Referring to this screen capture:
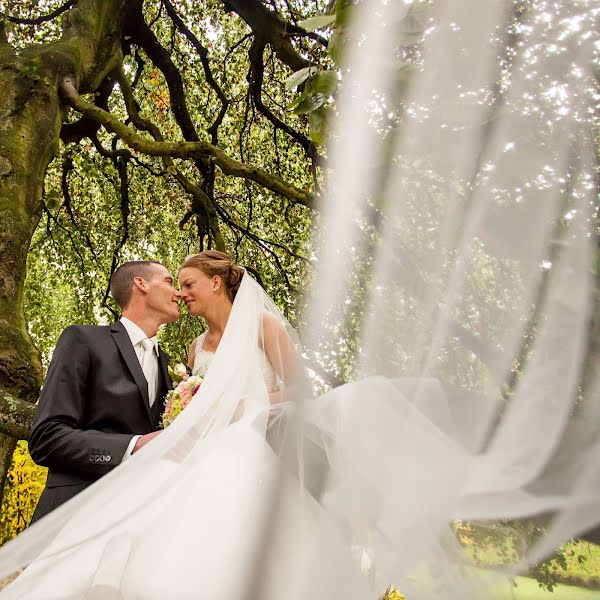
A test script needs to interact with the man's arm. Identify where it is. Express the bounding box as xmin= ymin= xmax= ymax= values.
xmin=28 ymin=326 xmax=133 ymax=477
